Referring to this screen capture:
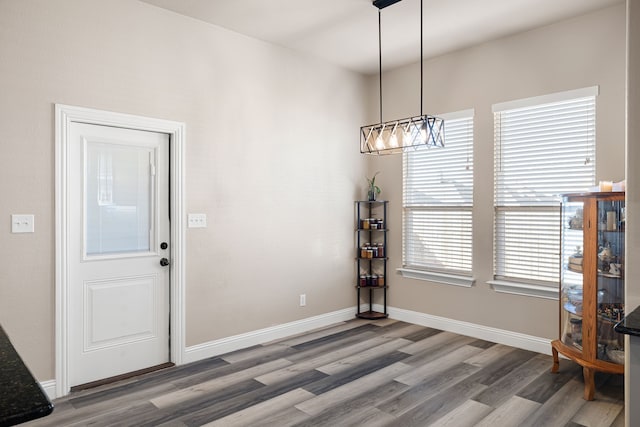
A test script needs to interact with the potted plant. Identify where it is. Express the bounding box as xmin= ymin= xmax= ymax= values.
xmin=367 ymin=172 xmax=381 ymax=201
